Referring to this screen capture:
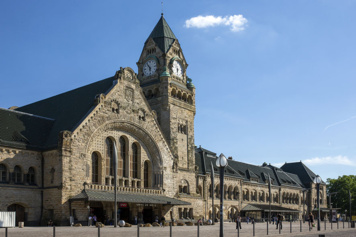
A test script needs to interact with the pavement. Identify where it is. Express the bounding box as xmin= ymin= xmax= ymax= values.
xmin=1 ymin=221 xmax=356 ymax=237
